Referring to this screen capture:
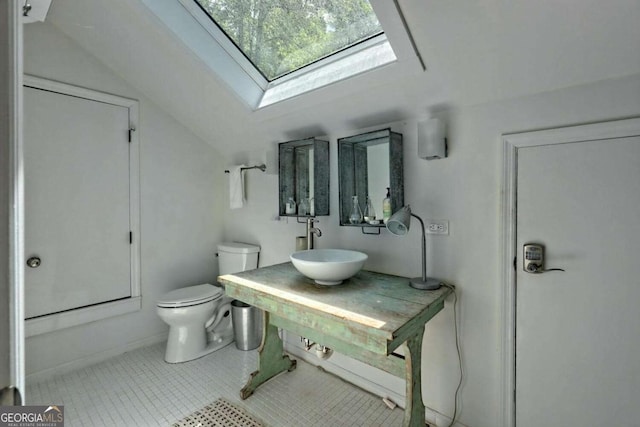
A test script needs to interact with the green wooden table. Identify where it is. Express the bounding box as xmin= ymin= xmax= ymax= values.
xmin=218 ymin=262 xmax=453 ymax=427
